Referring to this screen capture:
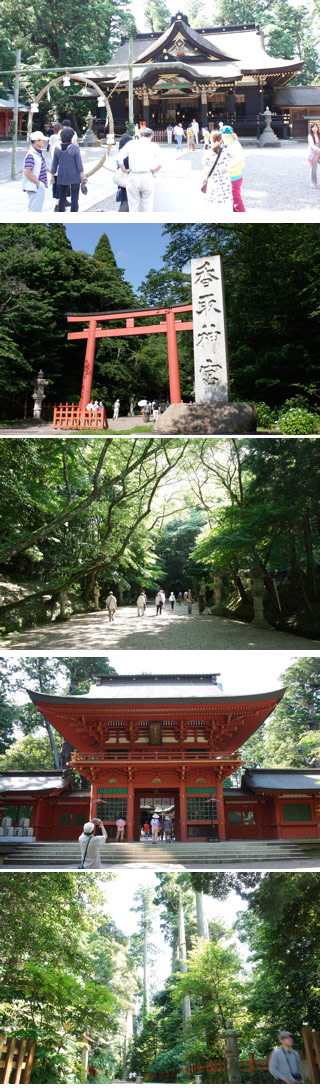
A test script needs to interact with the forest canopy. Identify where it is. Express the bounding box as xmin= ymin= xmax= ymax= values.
xmin=1 ymin=870 xmax=320 ymax=1083
xmin=0 ymin=437 xmax=319 ymax=641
